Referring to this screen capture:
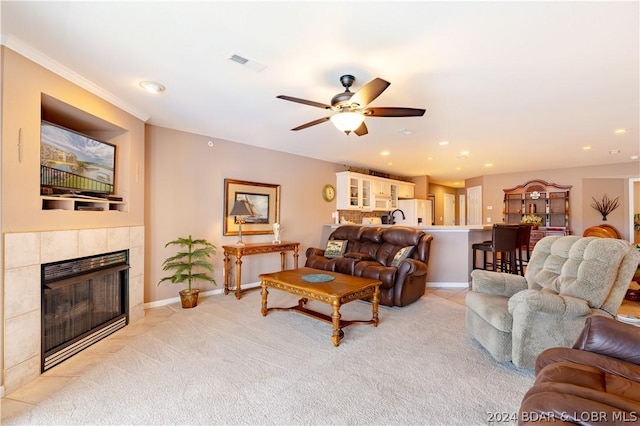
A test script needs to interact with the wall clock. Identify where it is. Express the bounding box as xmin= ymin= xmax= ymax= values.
xmin=322 ymin=184 xmax=336 ymax=202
